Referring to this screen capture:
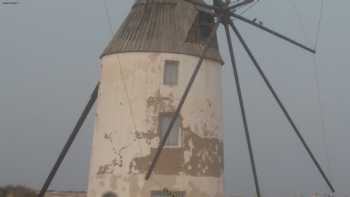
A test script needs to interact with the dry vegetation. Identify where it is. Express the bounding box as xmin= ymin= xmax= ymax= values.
xmin=0 ymin=185 xmax=36 ymax=197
